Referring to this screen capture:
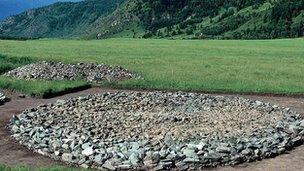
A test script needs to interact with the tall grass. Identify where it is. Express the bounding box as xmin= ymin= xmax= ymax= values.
xmin=0 ymin=54 xmax=35 ymax=74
